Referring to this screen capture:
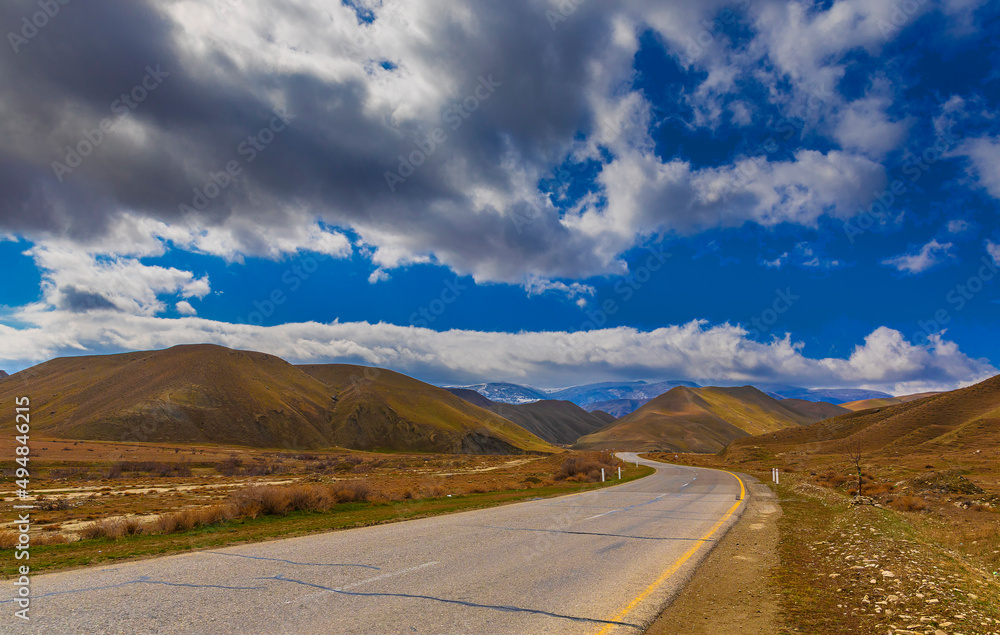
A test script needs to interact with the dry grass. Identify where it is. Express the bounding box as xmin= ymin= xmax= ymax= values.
xmin=0 ymin=530 xmax=69 ymax=548
xmin=887 ymin=495 xmax=929 ymax=512
xmin=555 ymin=451 xmax=619 ymax=482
